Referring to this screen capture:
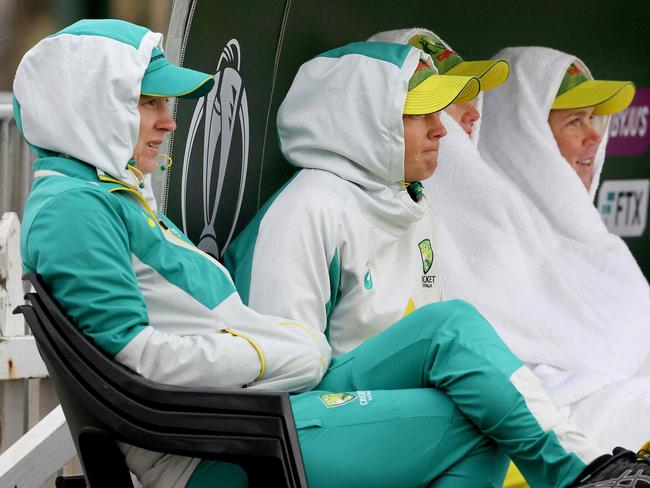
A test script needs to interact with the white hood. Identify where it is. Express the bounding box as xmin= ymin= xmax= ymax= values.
xmin=276 ymin=42 xmax=434 ymax=232
xmin=13 ymin=19 xmax=162 ymax=205
xmin=367 ymin=28 xmax=485 ymax=146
